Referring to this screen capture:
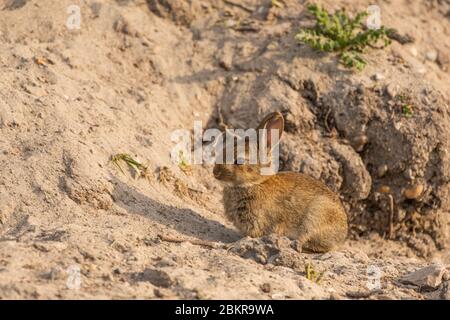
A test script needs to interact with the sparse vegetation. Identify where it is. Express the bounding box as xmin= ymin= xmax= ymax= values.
xmin=110 ymin=153 xmax=149 ymax=178
xmin=305 ymin=261 xmax=324 ymax=284
xmin=296 ymin=4 xmax=394 ymax=70
xmin=177 ymin=150 xmax=192 ymax=174
xmin=402 ymin=104 xmax=414 ymax=117
xmin=396 ymin=94 xmax=415 ymax=117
